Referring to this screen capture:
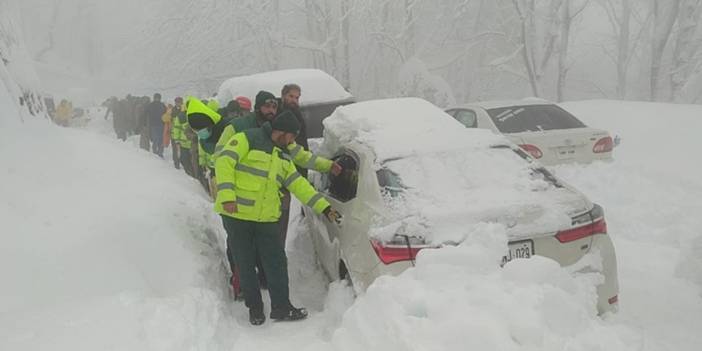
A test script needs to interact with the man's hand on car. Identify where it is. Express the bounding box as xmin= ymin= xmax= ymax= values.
xmin=323 ymin=206 xmax=342 ymax=224
xmin=331 ymin=162 xmax=343 ymax=176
